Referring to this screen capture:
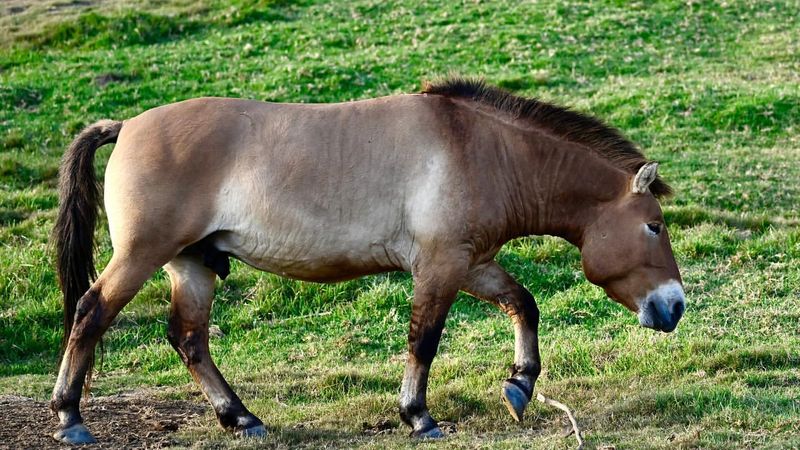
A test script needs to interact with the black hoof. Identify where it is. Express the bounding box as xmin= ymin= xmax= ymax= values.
xmin=501 ymin=379 xmax=531 ymax=422
xmin=235 ymin=424 xmax=267 ymax=438
xmin=53 ymin=423 xmax=97 ymax=444
xmin=411 ymin=425 xmax=445 ymax=439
